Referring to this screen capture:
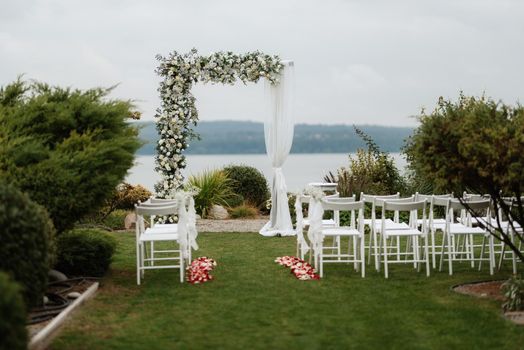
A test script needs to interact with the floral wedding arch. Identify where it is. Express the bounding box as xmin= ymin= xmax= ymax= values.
xmin=155 ymin=49 xmax=295 ymax=236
